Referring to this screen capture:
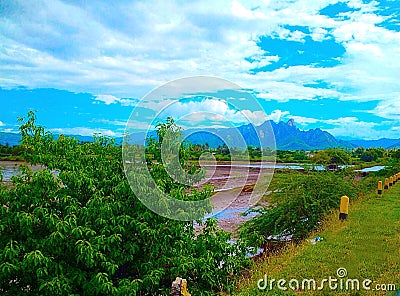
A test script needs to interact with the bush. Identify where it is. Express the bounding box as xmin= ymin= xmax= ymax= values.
xmin=0 ymin=112 xmax=250 ymax=295
xmin=239 ymin=171 xmax=358 ymax=248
